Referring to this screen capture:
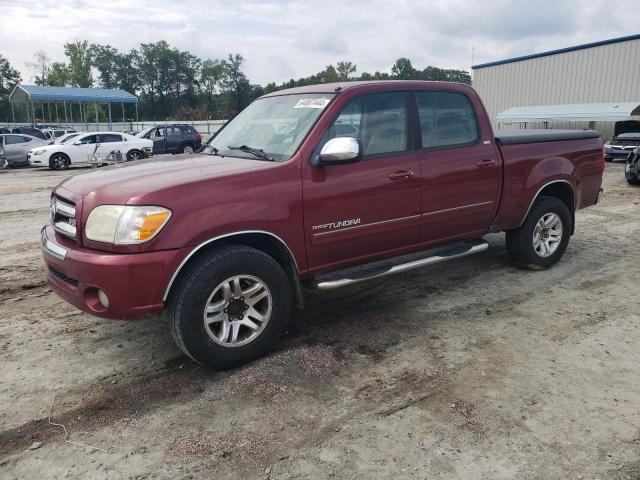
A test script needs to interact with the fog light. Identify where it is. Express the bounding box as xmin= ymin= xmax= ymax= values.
xmin=97 ymin=290 xmax=109 ymax=309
